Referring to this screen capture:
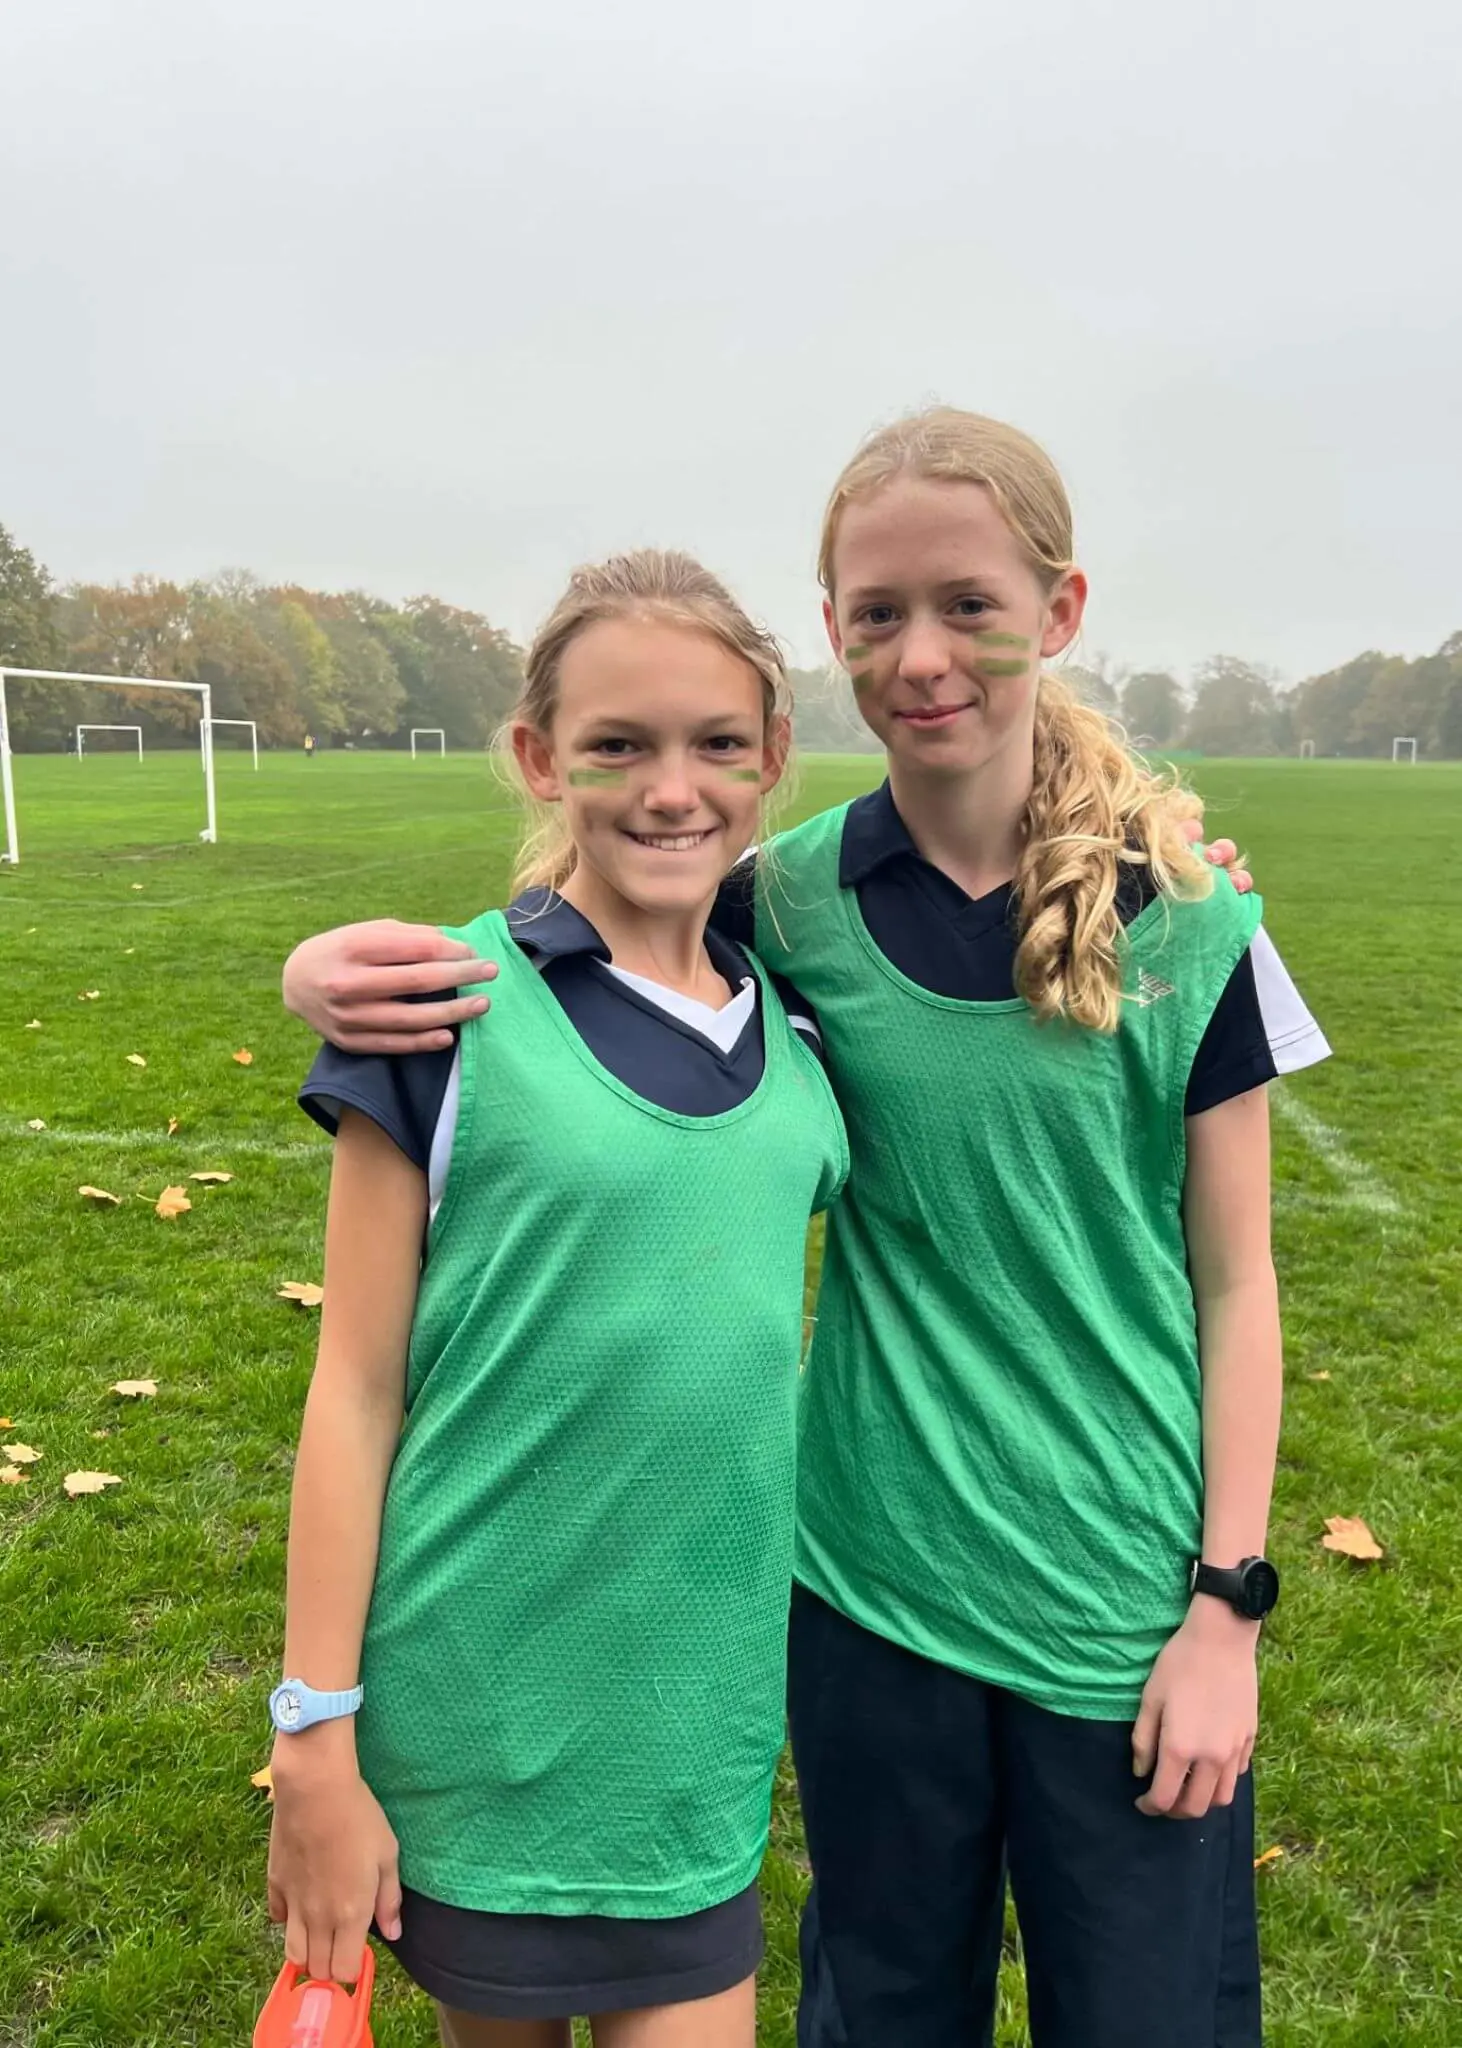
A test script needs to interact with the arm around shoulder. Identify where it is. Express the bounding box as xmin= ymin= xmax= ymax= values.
xmin=283 ymin=919 xmax=500 ymax=1054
